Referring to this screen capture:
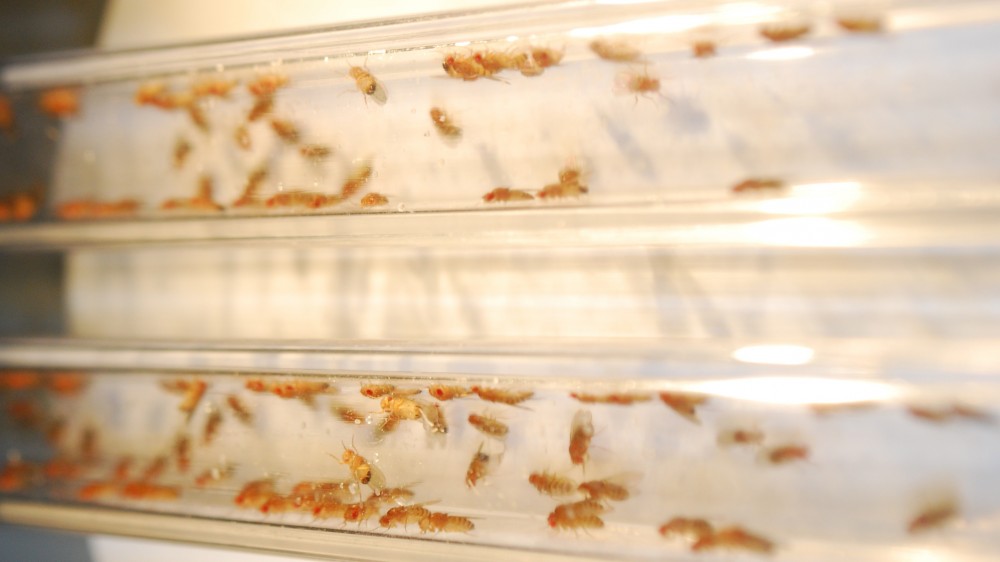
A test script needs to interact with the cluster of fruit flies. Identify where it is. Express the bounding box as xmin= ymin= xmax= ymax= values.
xmin=231 ymin=441 xmax=474 ymax=534
xmin=482 ymin=164 xmax=588 ymax=203
xmin=58 ymin=68 xmax=387 ymax=219
xmin=757 ymin=12 xmax=884 ymax=44
xmin=6 ymin=10 xmax=894 ymax=224
xmin=442 ymin=45 xmax=563 ymax=81
xmin=659 ymin=517 xmax=775 ymax=554
xmin=0 ymin=94 xmax=49 ymax=223
xmin=4 ymin=364 xmax=989 ymax=548
xmin=0 ymin=189 xmax=40 ymax=223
